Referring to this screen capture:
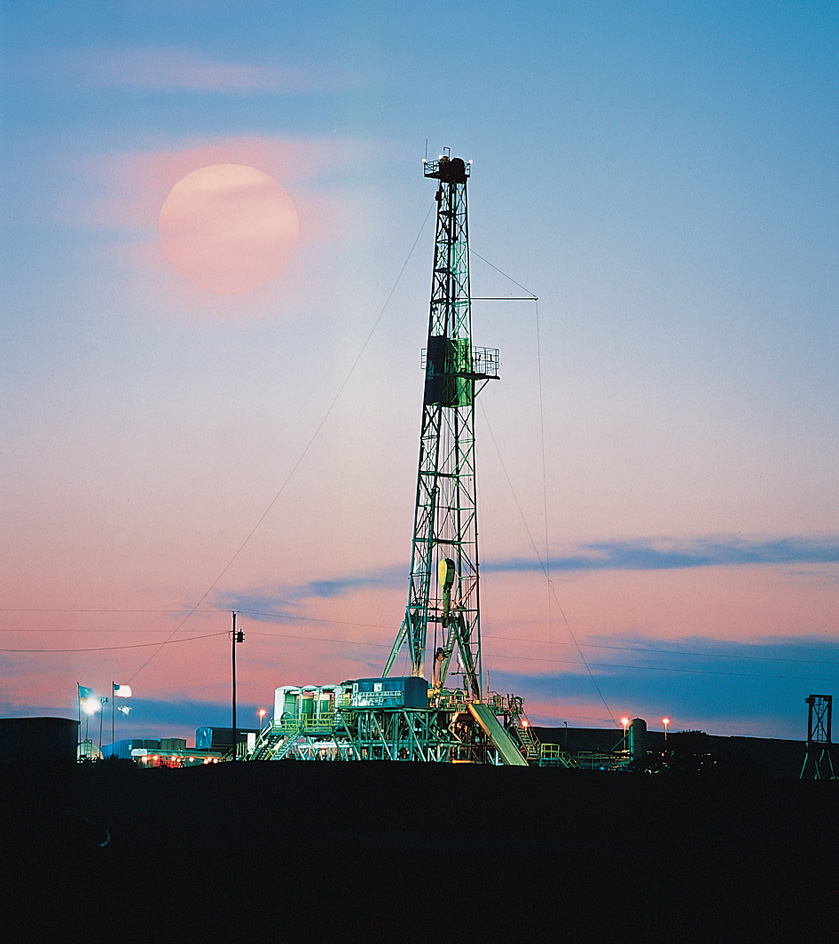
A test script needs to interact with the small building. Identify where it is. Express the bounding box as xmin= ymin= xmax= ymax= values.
xmin=102 ymin=737 xmax=185 ymax=761
xmin=196 ymin=726 xmax=259 ymax=754
xmin=102 ymin=737 xmax=220 ymax=767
